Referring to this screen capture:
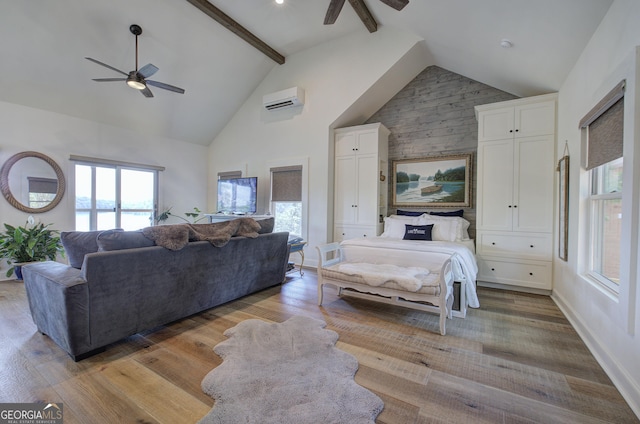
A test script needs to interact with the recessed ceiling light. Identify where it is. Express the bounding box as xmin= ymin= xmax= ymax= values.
xmin=500 ymin=39 xmax=513 ymax=48
xmin=275 ymin=0 xmax=284 ymax=4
